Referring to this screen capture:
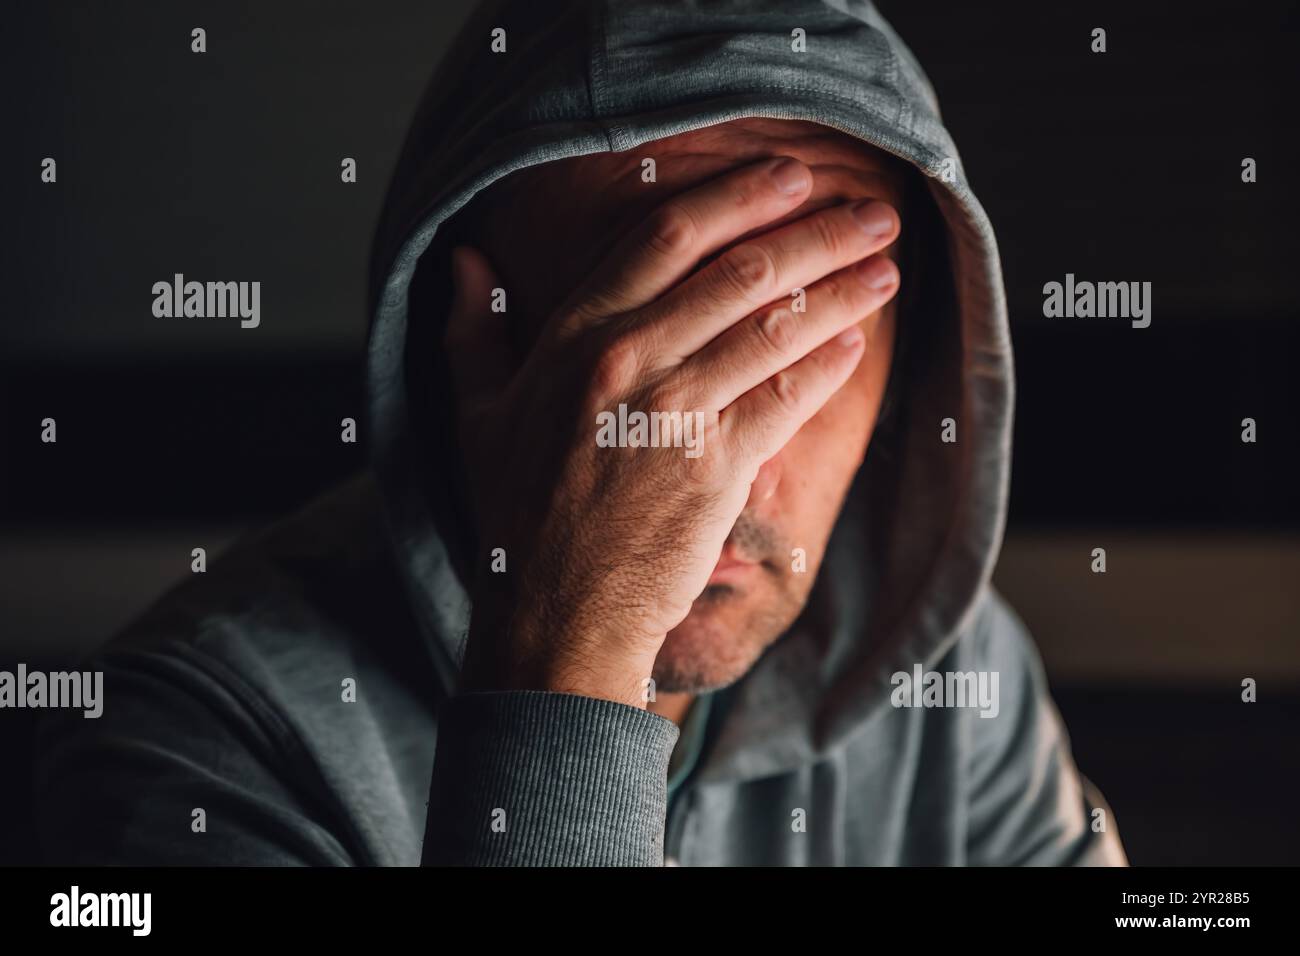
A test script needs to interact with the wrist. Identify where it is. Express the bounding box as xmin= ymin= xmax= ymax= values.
xmin=458 ymin=616 xmax=661 ymax=709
